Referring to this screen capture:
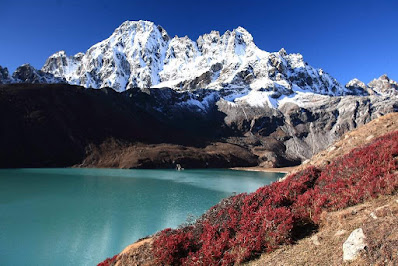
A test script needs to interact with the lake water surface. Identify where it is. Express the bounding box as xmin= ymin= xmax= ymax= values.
xmin=0 ymin=168 xmax=284 ymax=265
